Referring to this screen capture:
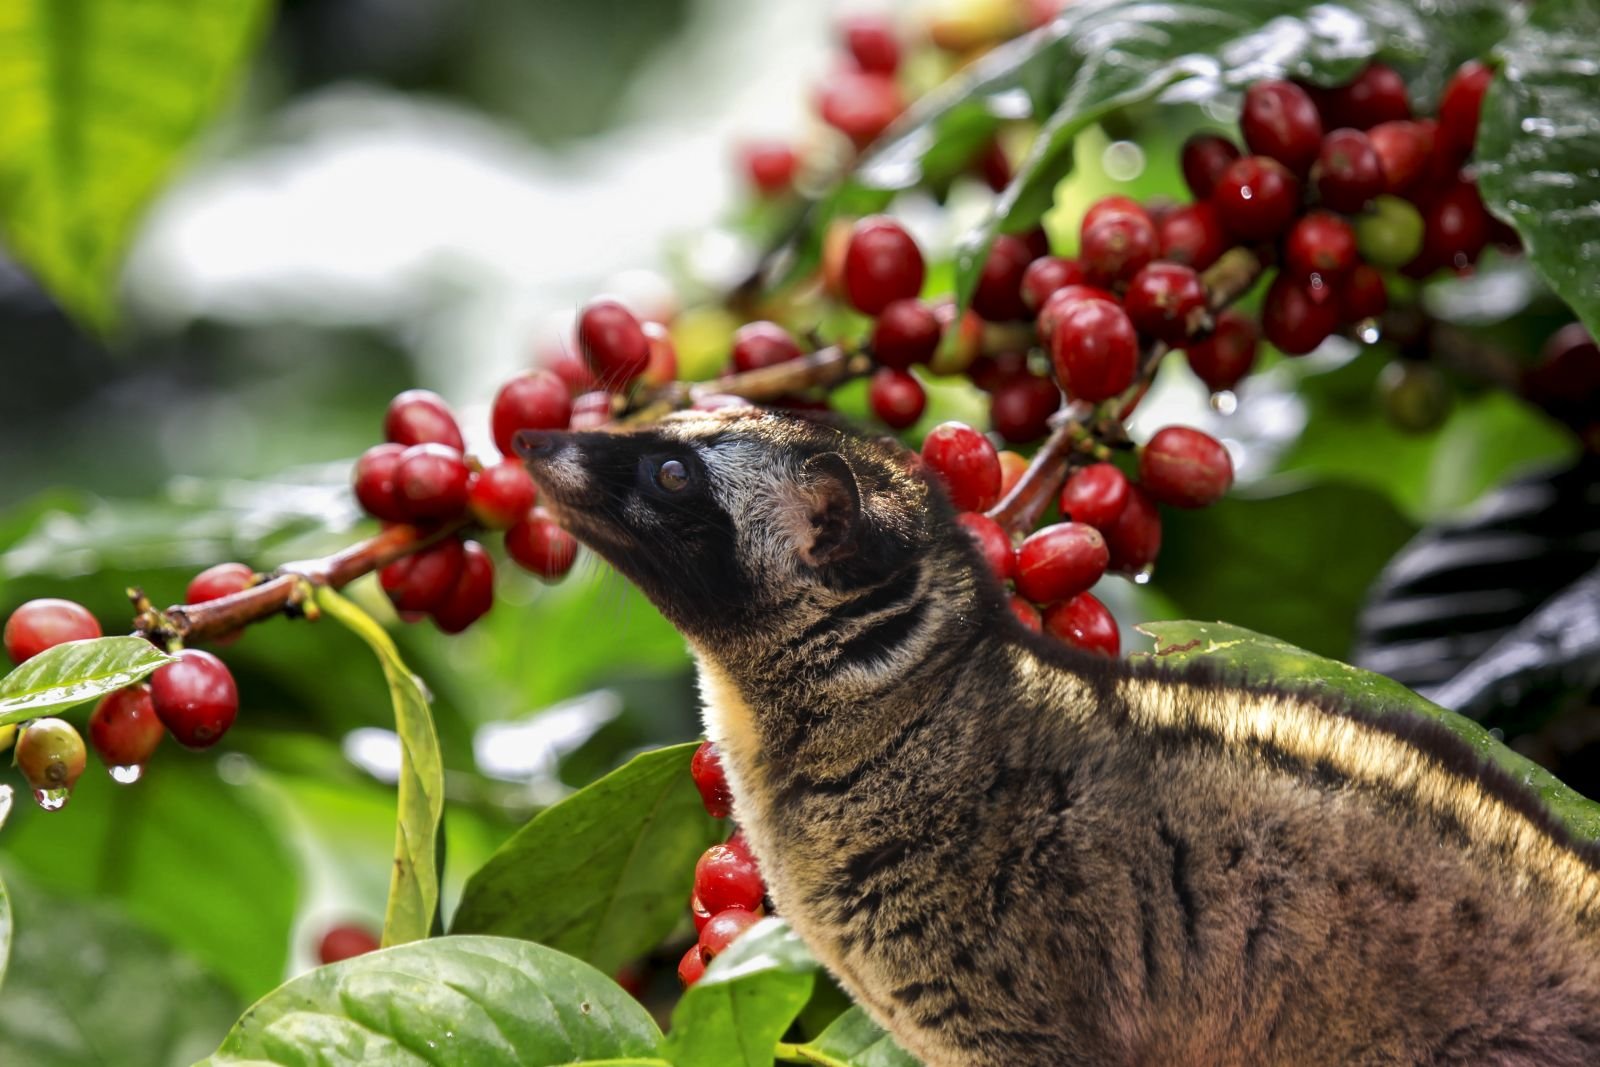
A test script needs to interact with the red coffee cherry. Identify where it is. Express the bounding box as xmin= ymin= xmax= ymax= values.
xmin=545 ymin=343 xmax=595 ymax=396
xmin=1058 ymin=463 xmax=1130 ymax=531
xmin=569 ymin=391 xmax=616 ymax=431
xmin=989 ymin=374 xmax=1062 ymax=445
xmin=1157 ymin=203 xmax=1228 ymax=271
xmin=872 ymin=299 xmax=941 ymax=369
xmin=1419 ymin=179 xmax=1491 ymax=271
xmin=1262 ymin=274 xmax=1339 ymax=356
xmin=89 ymin=684 xmax=165 ymax=770
xmin=1438 ymin=60 xmax=1493 ymax=165
xmin=1051 ymin=298 xmax=1139 ymax=403
xmin=921 ymin=422 xmax=1002 ymax=511
xmin=1009 ymin=595 xmax=1043 ymax=633
xmin=1524 ymin=323 xmax=1600 ymax=427
xmin=1021 ymin=256 xmax=1085 ymax=311
xmin=384 ymin=389 xmax=464 ymax=451
xmin=1036 ymin=283 xmax=1118 ymax=343
xmin=1140 ymin=426 xmax=1234 ymax=509
xmin=1043 ymin=592 xmax=1120 ymax=657
xmin=353 ymin=443 xmax=409 ymax=522
xmin=971 ymin=234 xmax=1036 ymax=322
xmin=1185 ymin=310 xmax=1259 ymax=392
xmin=149 ymin=648 xmax=239 ymax=750
xmin=1313 ymin=128 xmax=1385 ymax=213
xmin=1339 ymin=264 xmax=1389 ymax=323
xmin=997 ymin=450 xmax=1029 ymax=497
xmin=868 ymin=368 xmax=927 ymax=429
xmin=469 ymin=459 xmax=539 ymax=529
xmin=1014 ymin=522 xmax=1109 ymax=604
xmin=1180 ymin=132 xmax=1242 ymax=200
xmin=1322 ymin=63 xmax=1410 ymax=129
xmin=840 ymin=14 xmax=900 ymax=75
xmin=956 ymin=512 xmax=1016 ymax=581
xmin=1080 ymin=195 xmax=1145 ymax=233
xmin=818 ymin=70 xmax=905 ymax=149
xmin=381 ymin=539 xmax=465 ymax=614
xmin=1104 ymin=485 xmax=1162 ymax=574
xmin=578 ymin=299 xmax=652 ymax=385
xmin=741 ymin=141 xmax=799 ymax=197
xmin=1240 ymin=80 xmax=1324 ymax=174
xmin=678 ymin=942 xmax=708 ymax=987
xmin=731 ymin=321 xmax=802 ymax=372
xmin=1080 ymin=208 xmax=1158 ymax=286
xmin=1212 ymin=156 xmax=1302 ymax=241
xmin=432 ymin=541 xmax=495 ymax=634
xmin=843 ymin=217 xmax=925 ymax=315
xmin=318 ymin=924 xmax=381 ymax=965
xmin=187 ymin=562 xmax=254 ymax=606
xmin=966 ymin=350 xmax=1029 ymax=393
xmin=691 ymin=741 xmax=734 ymax=818
xmin=640 ymin=321 xmax=678 ymax=387
xmin=4 ymin=598 xmax=102 ymax=665
xmin=395 ymin=444 xmax=471 ymax=519
xmin=1123 ymin=262 xmax=1207 ymax=346
xmin=16 ymin=717 xmax=87 ymax=795
xmin=700 ymin=907 xmax=761 ymax=960
xmin=491 ymin=370 xmax=572 ymax=457
xmin=695 ymin=843 xmax=765 ymax=914
xmin=1367 ymin=120 xmax=1433 ymax=195
xmin=505 ymin=509 xmax=579 ymax=580
xmin=1285 ymin=211 xmax=1359 ymax=279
